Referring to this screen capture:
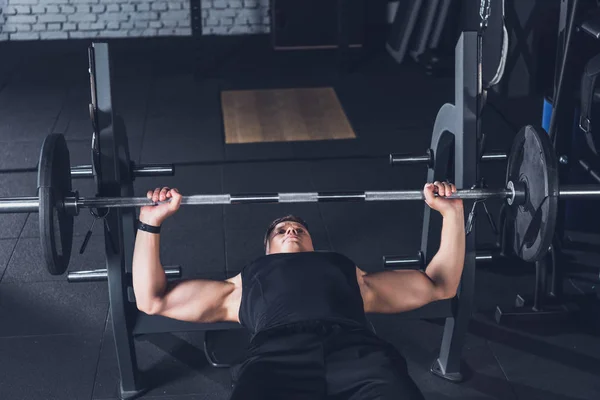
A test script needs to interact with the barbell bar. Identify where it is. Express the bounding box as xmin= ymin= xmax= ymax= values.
xmin=2 ymin=184 xmax=599 ymax=215
xmin=0 ymin=187 xmax=516 ymax=214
